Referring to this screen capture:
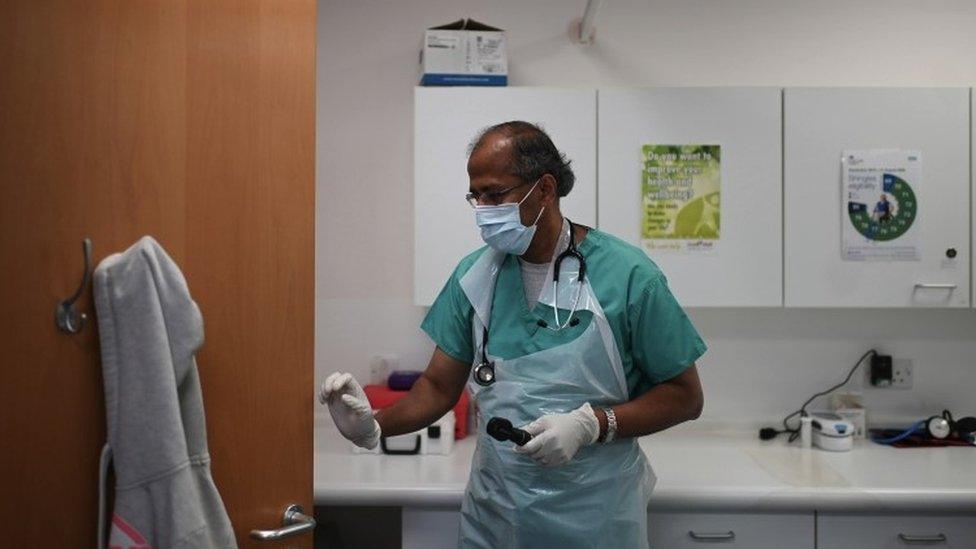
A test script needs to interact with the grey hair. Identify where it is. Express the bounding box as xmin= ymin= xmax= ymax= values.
xmin=467 ymin=121 xmax=576 ymax=197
